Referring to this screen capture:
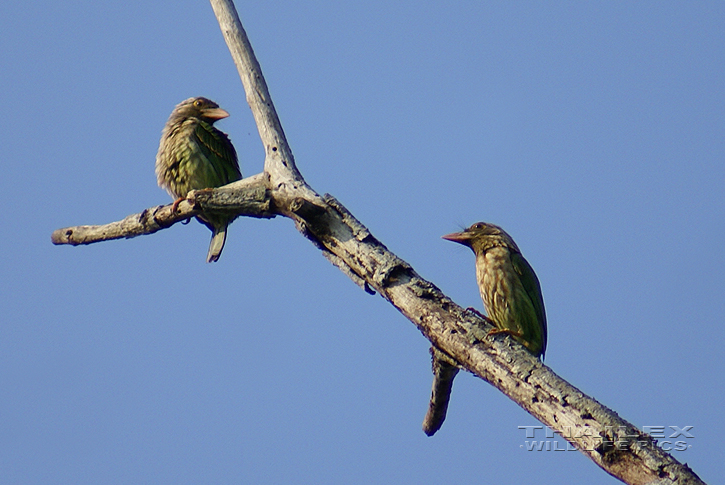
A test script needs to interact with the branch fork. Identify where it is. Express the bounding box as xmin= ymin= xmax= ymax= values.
xmin=50 ymin=2 xmax=705 ymax=483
